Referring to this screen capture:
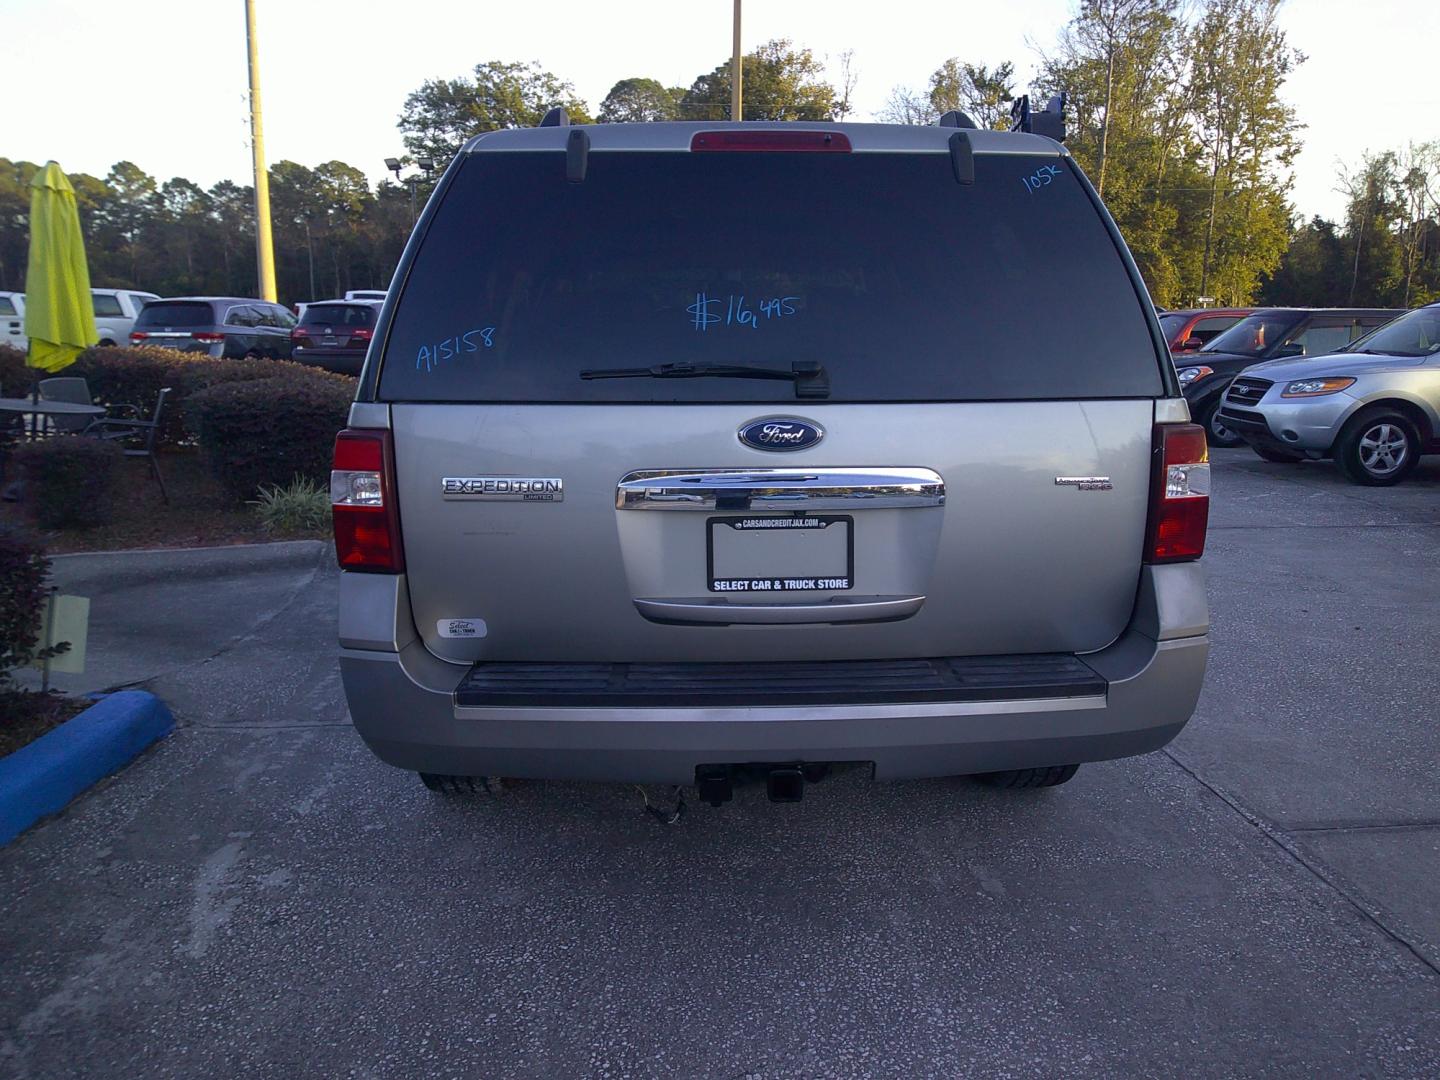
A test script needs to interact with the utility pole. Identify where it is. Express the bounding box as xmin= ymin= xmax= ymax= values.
xmin=245 ymin=0 xmax=277 ymax=302
xmin=731 ymin=0 xmax=743 ymax=122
